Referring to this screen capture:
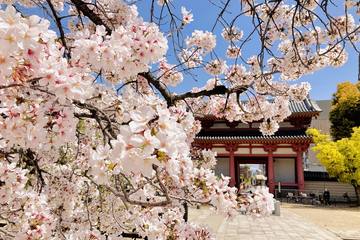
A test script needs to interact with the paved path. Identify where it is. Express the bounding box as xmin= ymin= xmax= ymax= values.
xmin=189 ymin=207 xmax=342 ymax=240
xmin=282 ymin=203 xmax=360 ymax=240
xmin=336 ymin=231 xmax=360 ymax=240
